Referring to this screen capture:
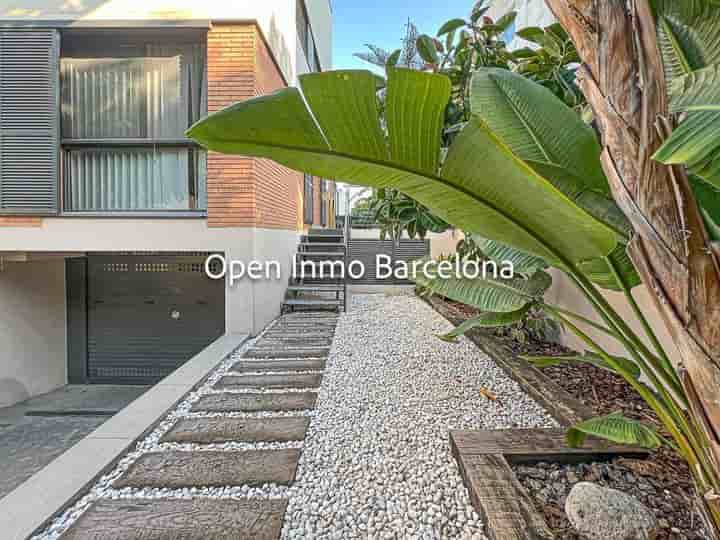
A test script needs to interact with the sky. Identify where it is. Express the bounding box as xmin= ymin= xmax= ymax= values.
xmin=331 ymin=0 xmax=478 ymax=71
